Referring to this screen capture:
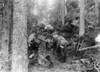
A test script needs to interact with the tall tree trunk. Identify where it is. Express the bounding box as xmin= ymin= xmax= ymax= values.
xmin=0 ymin=0 xmax=12 ymax=72
xmin=95 ymin=0 xmax=99 ymax=18
xmin=61 ymin=0 xmax=65 ymax=25
xmin=79 ymin=0 xmax=85 ymax=36
xmin=95 ymin=0 xmax=99 ymax=27
xmin=65 ymin=0 xmax=67 ymax=16
xmin=58 ymin=2 xmax=61 ymax=21
xmin=11 ymin=0 xmax=28 ymax=72
xmin=99 ymin=2 xmax=100 ymax=27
